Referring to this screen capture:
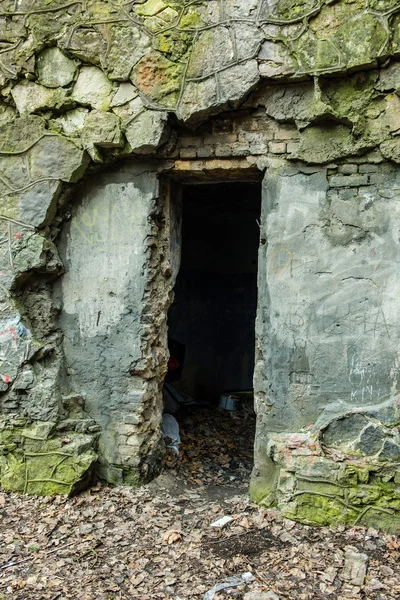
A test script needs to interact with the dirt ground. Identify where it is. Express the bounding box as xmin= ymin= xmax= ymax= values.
xmin=1 ymin=408 xmax=400 ymax=600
